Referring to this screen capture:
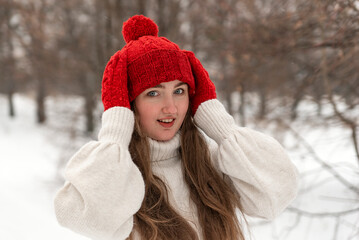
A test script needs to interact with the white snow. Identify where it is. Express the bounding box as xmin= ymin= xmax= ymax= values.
xmin=0 ymin=93 xmax=358 ymax=240
xmin=0 ymin=94 xmax=88 ymax=240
